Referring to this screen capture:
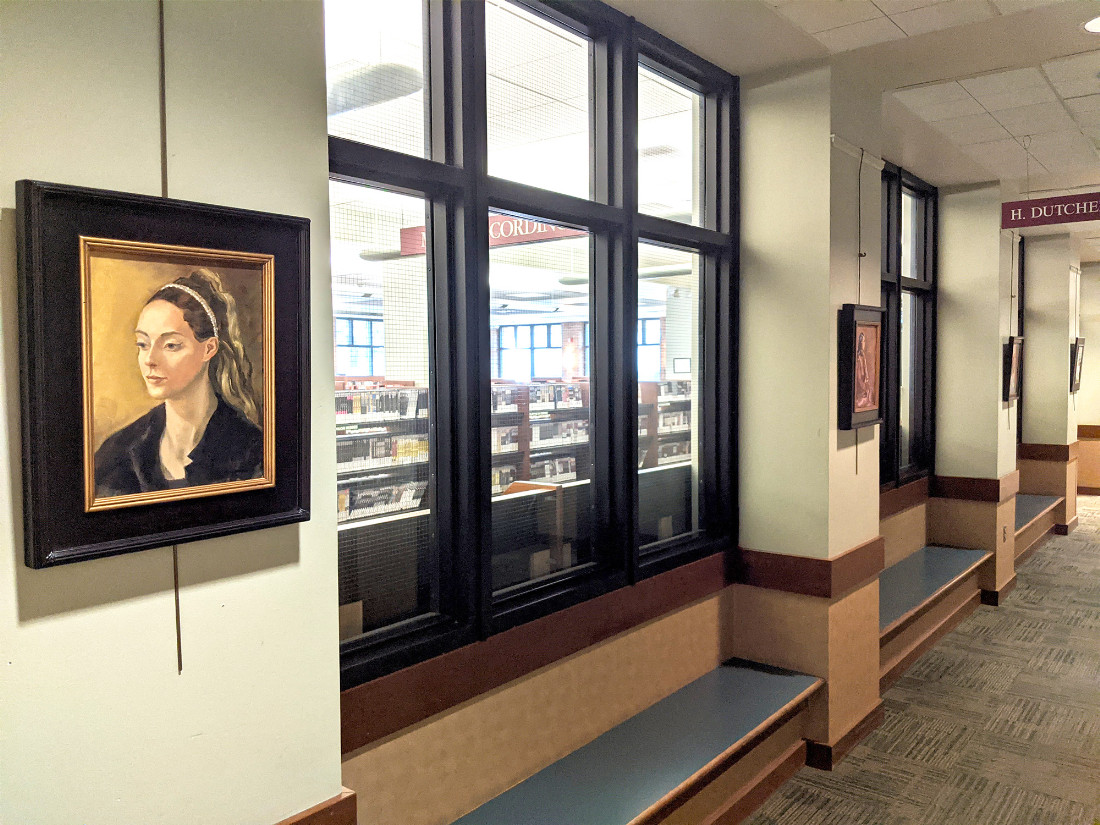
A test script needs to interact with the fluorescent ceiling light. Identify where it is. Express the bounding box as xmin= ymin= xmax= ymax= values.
xmin=1085 ymin=15 xmax=1100 ymax=33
